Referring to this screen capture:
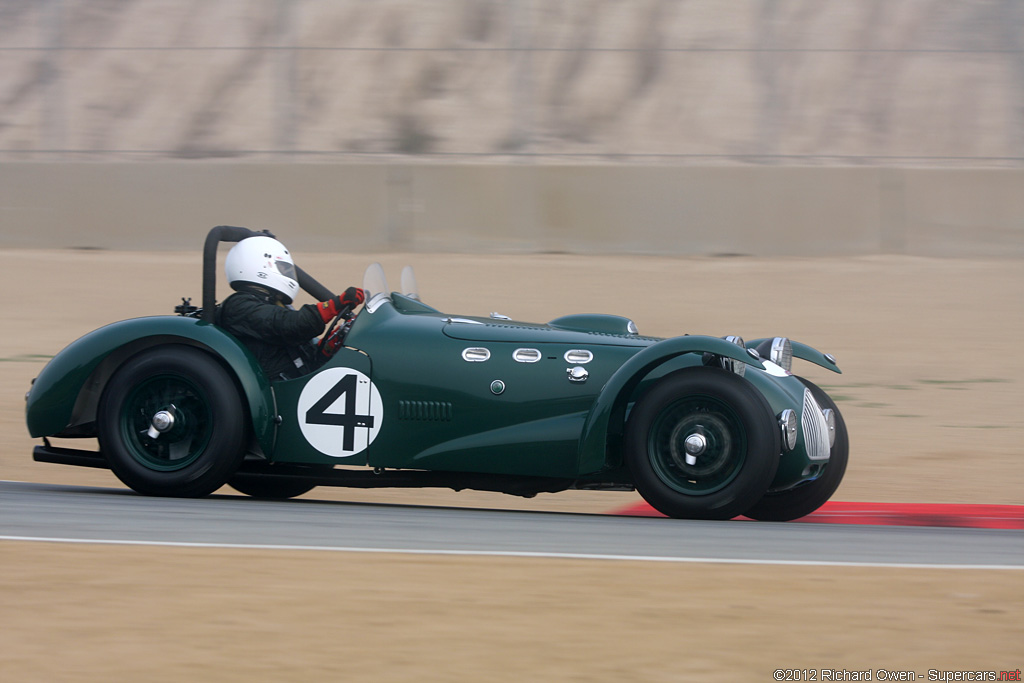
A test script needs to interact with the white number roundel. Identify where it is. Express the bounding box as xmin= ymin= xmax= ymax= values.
xmin=297 ymin=368 xmax=383 ymax=457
